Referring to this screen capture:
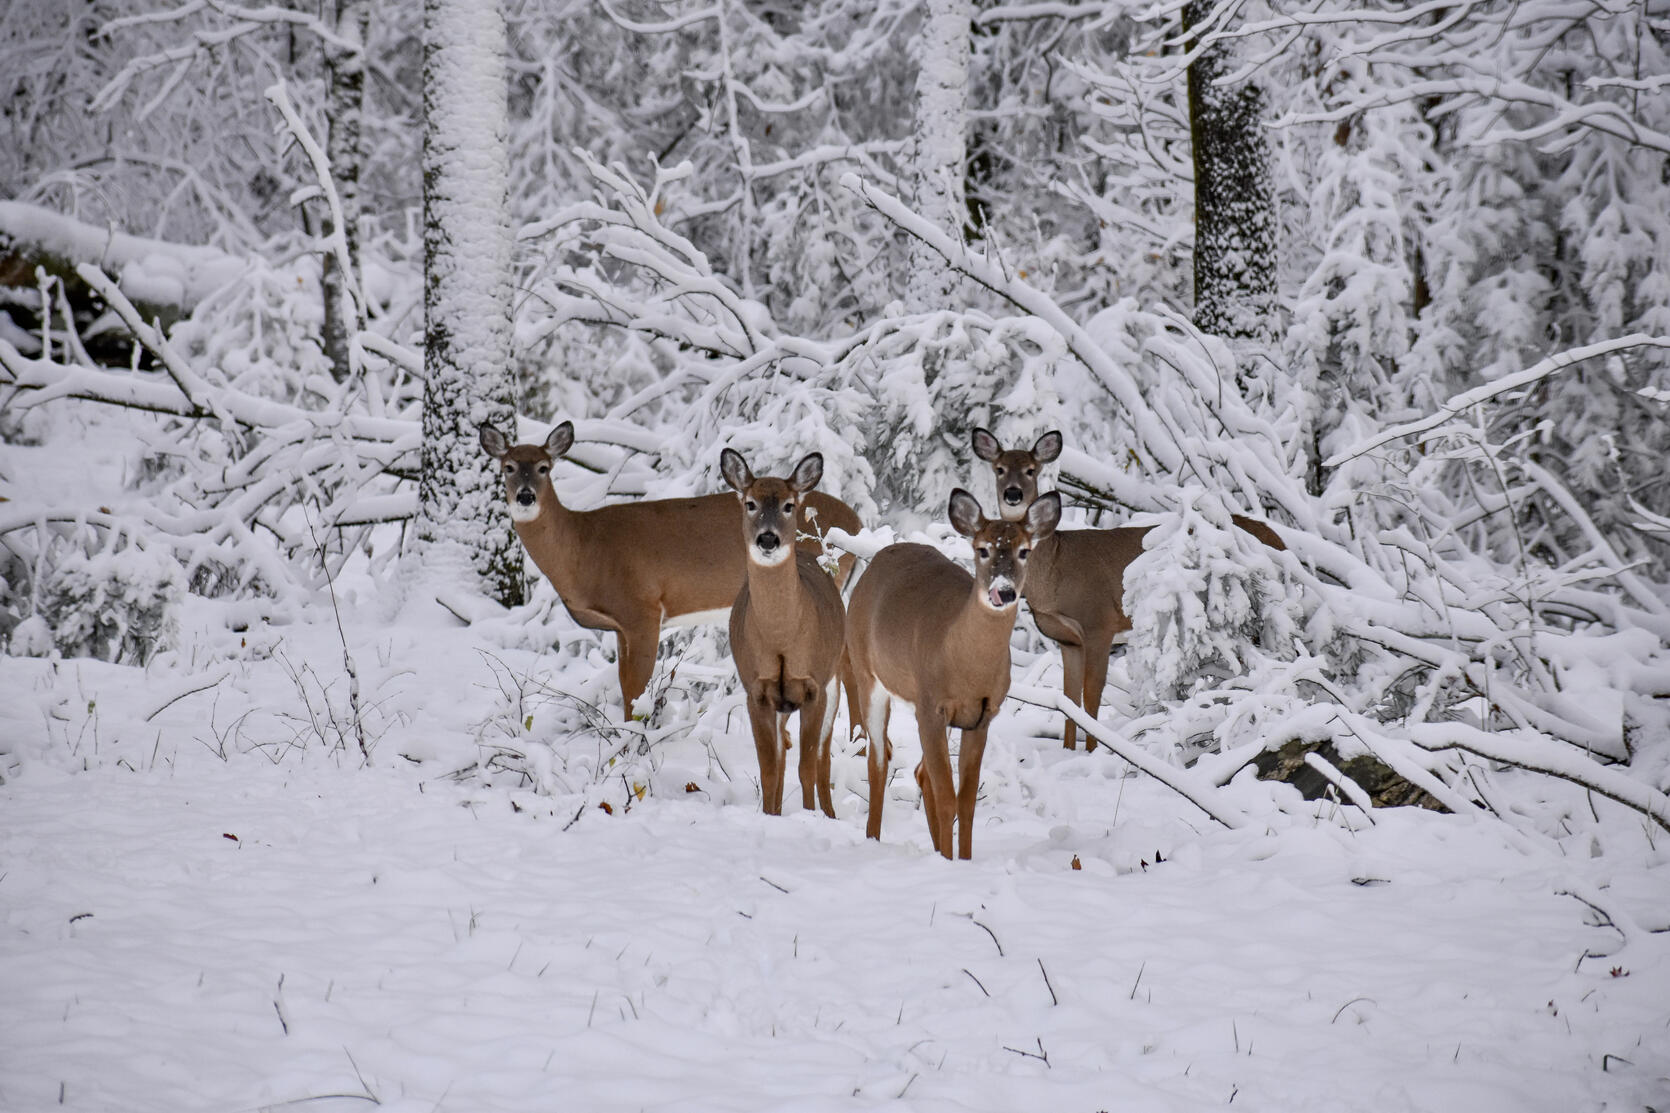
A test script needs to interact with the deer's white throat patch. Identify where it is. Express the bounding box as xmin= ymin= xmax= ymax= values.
xmin=748 ymin=544 xmax=793 ymax=567
xmin=508 ymin=500 xmax=541 ymax=524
